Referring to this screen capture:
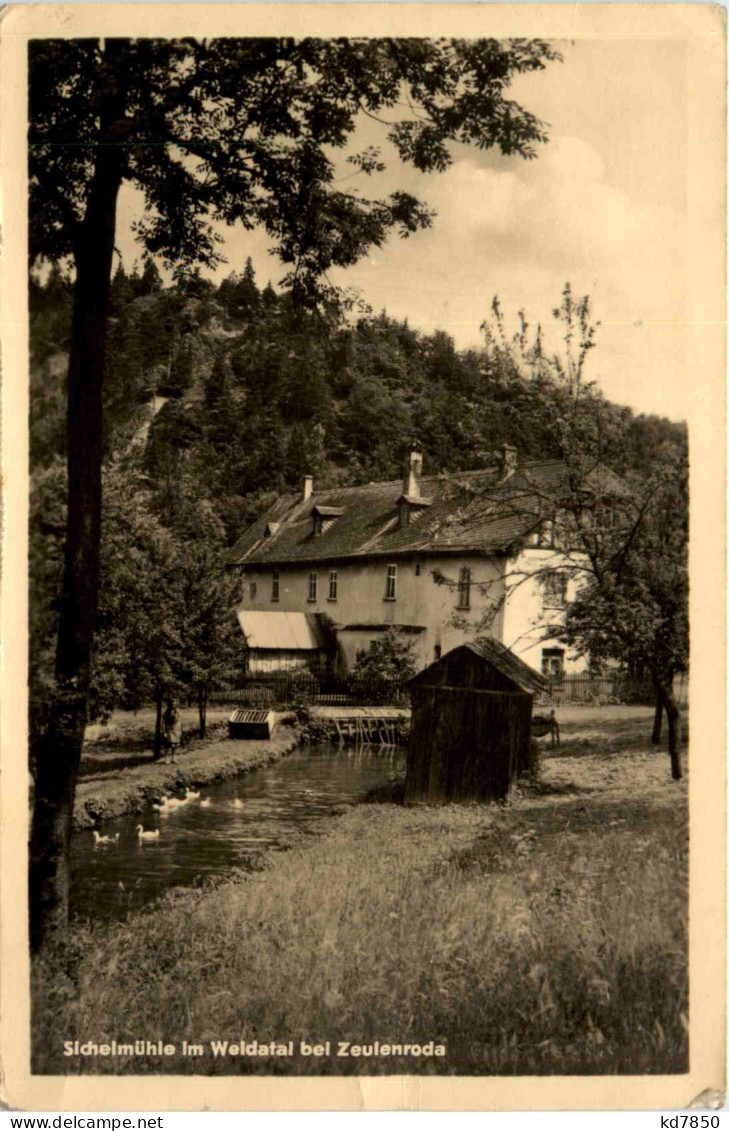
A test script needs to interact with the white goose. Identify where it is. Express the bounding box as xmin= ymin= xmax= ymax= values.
xmin=163 ymin=795 xmax=186 ymax=810
xmin=232 ymin=798 xmax=244 ymax=809
xmin=185 ymin=788 xmax=200 ymax=801
xmin=92 ymin=830 xmax=119 ymax=845
xmin=200 ymin=798 xmax=212 ymax=808
xmin=136 ymin=824 xmax=160 ymax=841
